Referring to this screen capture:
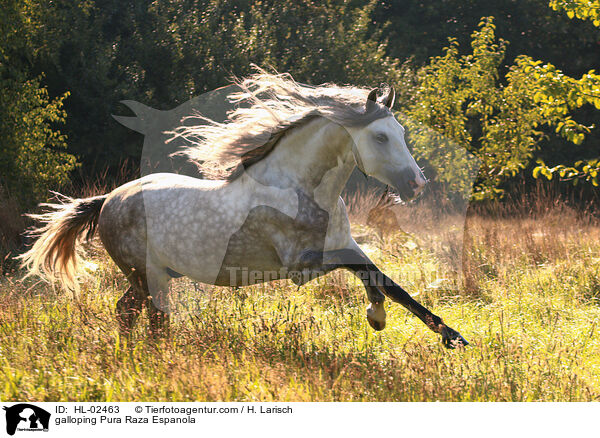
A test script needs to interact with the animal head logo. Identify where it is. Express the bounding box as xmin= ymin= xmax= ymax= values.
xmin=3 ymin=404 xmax=51 ymax=436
